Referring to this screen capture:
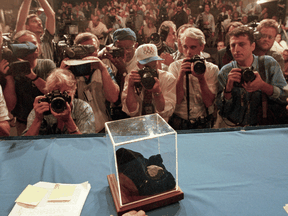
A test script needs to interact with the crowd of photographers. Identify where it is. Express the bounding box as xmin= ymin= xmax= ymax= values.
xmin=0 ymin=0 xmax=288 ymax=136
